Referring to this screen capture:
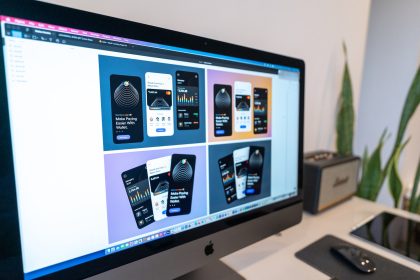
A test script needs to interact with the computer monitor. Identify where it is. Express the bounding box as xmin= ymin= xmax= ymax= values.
xmin=0 ymin=1 xmax=304 ymax=279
